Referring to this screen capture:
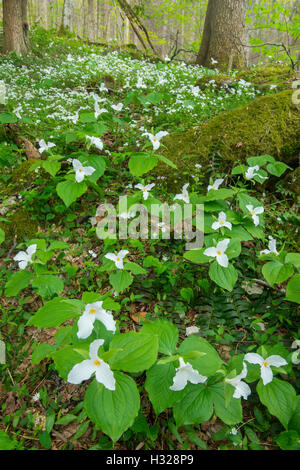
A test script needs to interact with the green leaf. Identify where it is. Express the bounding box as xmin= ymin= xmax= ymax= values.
xmin=32 ymin=343 xmax=56 ymax=364
xmin=145 ymin=363 xmax=187 ymax=415
xmin=83 ymin=155 xmax=106 ymax=182
xmin=39 ymin=431 xmax=52 ymax=449
xmin=0 ymin=228 xmax=5 ymax=245
xmin=288 ymin=396 xmax=300 ymax=432
xmin=52 ymin=344 xmax=90 ymax=380
xmin=0 ymin=112 xmax=18 ymax=124
xmin=210 ymin=382 xmax=243 ymax=425
xmin=286 ymin=275 xmax=300 ymax=304
xmin=247 ymin=155 xmax=275 ymax=167
xmin=5 ymin=270 xmax=33 ymax=297
xmin=27 ymin=298 xmax=83 ymax=328
xmin=124 ymin=262 xmax=147 ymax=275
xmin=156 ymin=154 xmax=177 ymax=169
xmin=109 ymin=270 xmax=133 ymax=293
xmin=285 ymin=253 xmax=300 ymax=269
xmin=209 ymin=261 xmax=238 ymax=292
xmin=276 ymin=430 xmax=300 ymax=450
xmin=32 ymin=275 xmax=64 ymax=298
xmin=184 ymin=248 xmax=209 ymax=264
xmin=173 ymin=385 xmax=213 ymax=426
xmin=206 ymin=189 xmax=235 ymax=201
xmin=55 ymin=414 xmax=77 ymax=425
xmin=129 ymin=153 xmax=157 ymax=176
xmin=54 ymin=326 xmax=73 ymax=347
xmin=140 ymin=319 xmax=178 ymax=356
xmin=266 ymin=162 xmax=290 ymax=177
xmin=257 ymin=378 xmax=297 ymax=429
xmin=84 ymin=373 xmax=140 ymax=442
xmin=262 ymin=261 xmax=294 ymax=286
xmin=56 ymin=180 xmax=87 ymax=207
xmin=43 ymin=160 xmax=61 ymax=177
xmin=0 ymin=431 xmax=16 ymax=450
xmin=178 ymin=335 xmax=222 ymax=376
xmin=109 ymin=332 xmax=158 ymax=372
